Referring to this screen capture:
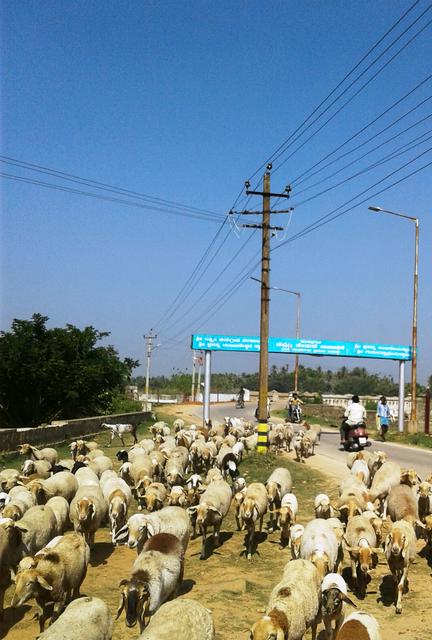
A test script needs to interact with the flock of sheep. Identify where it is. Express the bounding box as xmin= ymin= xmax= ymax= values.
xmin=0 ymin=415 xmax=431 ymax=639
